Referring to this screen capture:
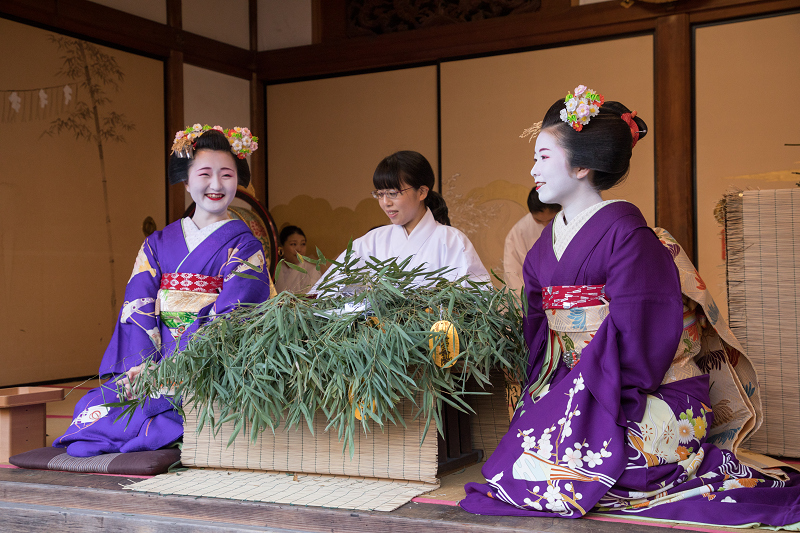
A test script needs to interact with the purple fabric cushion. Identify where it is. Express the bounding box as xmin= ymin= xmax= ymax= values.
xmin=9 ymin=446 xmax=180 ymax=476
